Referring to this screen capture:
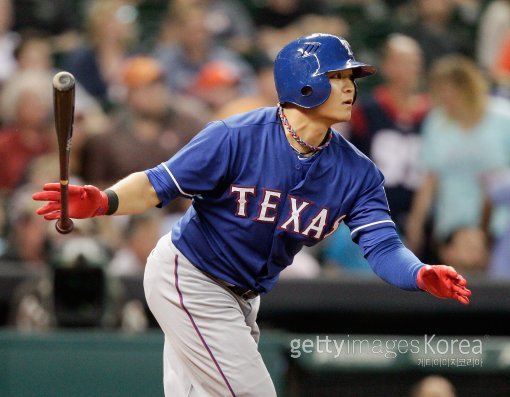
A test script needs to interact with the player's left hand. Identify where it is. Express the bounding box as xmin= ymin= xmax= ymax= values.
xmin=417 ymin=265 xmax=471 ymax=305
